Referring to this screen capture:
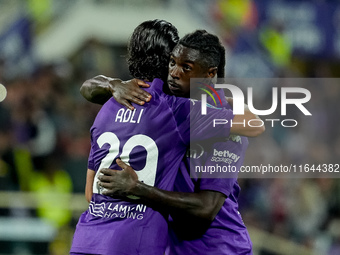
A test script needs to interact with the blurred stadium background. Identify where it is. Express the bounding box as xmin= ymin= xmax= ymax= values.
xmin=0 ymin=0 xmax=339 ymax=254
